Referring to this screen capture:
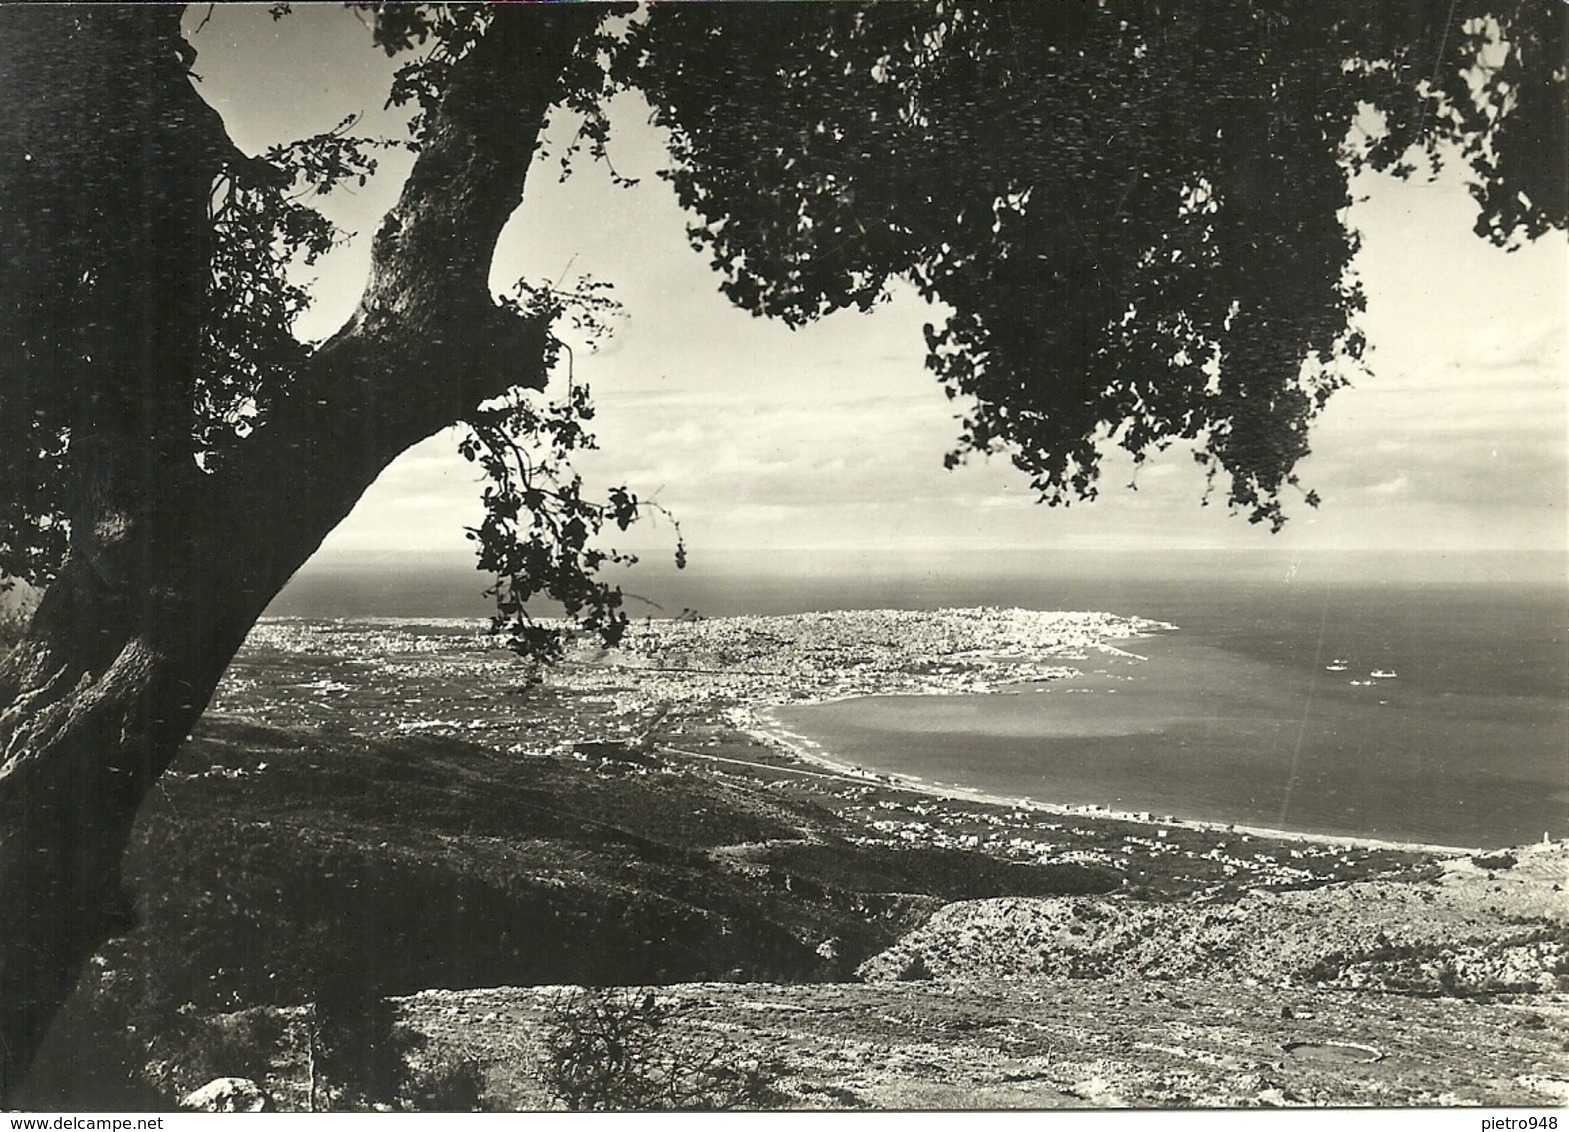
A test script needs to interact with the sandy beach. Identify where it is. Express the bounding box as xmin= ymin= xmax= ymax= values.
xmin=741 ymin=703 xmax=1491 ymax=857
